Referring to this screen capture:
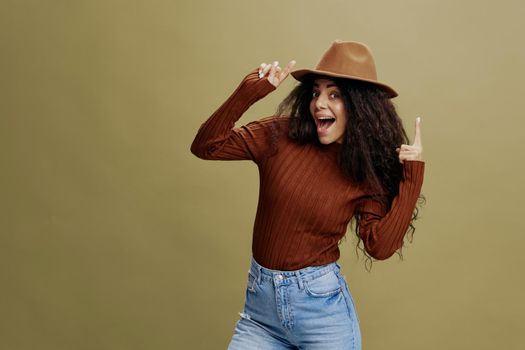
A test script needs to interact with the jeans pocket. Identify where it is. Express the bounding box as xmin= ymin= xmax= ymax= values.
xmin=247 ymin=270 xmax=257 ymax=293
xmin=304 ymin=270 xmax=342 ymax=297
